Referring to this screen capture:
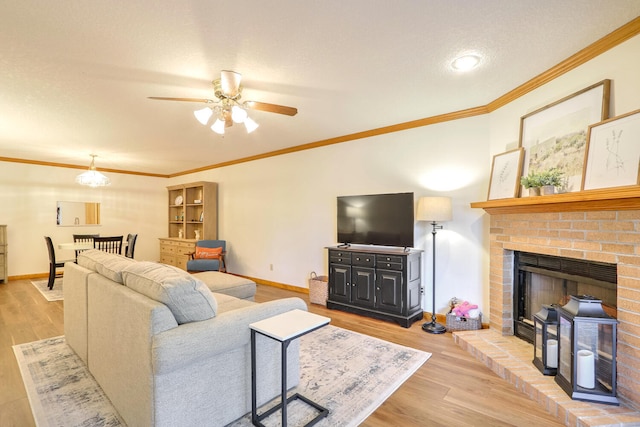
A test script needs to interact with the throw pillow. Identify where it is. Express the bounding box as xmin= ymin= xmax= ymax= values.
xmin=195 ymin=246 xmax=222 ymax=259
xmin=122 ymin=261 xmax=218 ymax=324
